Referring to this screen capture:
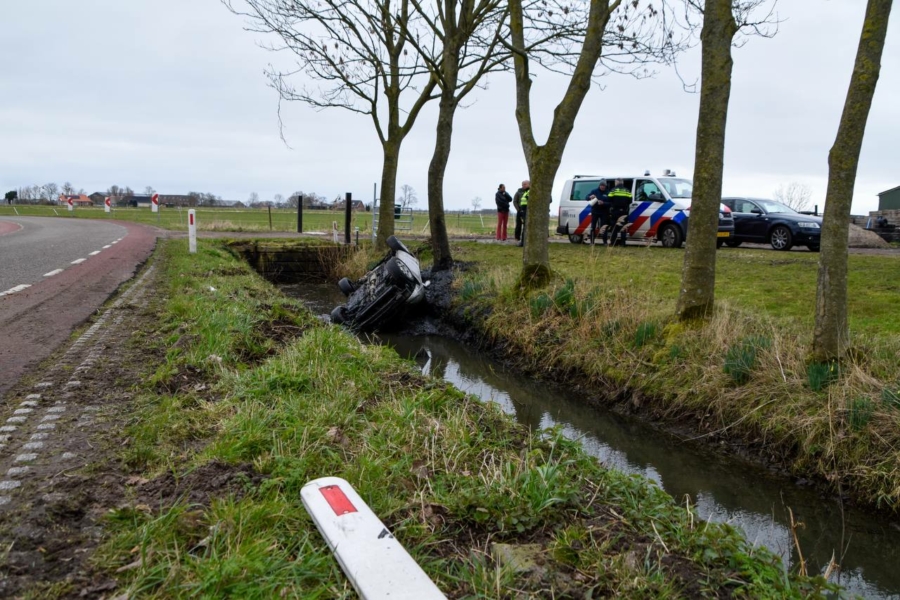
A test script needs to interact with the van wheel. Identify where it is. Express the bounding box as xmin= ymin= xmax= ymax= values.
xmin=568 ymin=234 xmax=584 ymax=244
xmin=338 ymin=277 xmax=355 ymax=296
xmin=659 ymin=223 xmax=683 ymax=248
